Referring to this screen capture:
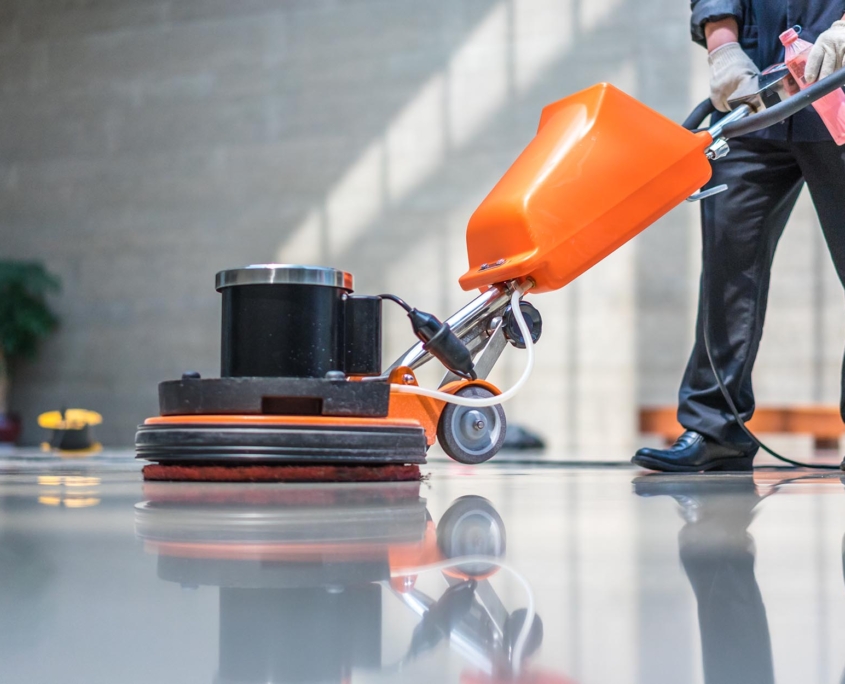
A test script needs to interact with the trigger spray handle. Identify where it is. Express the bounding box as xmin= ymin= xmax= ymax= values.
xmin=380 ymin=295 xmax=477 ymax=380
